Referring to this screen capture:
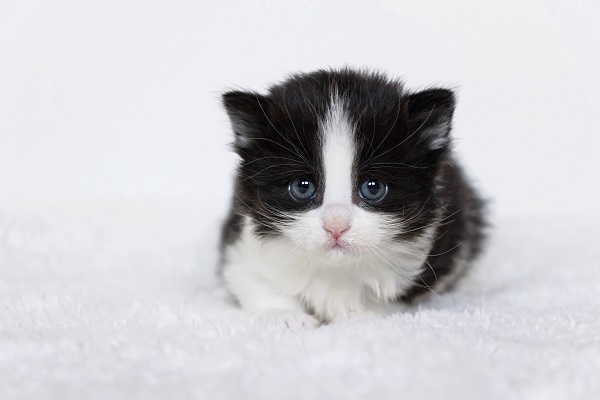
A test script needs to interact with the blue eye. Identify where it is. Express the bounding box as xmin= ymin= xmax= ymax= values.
xmin=289 ymin=177 xmax=317 ymax=200
xmin=359 ymin=178 xmax=388 ymax=202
